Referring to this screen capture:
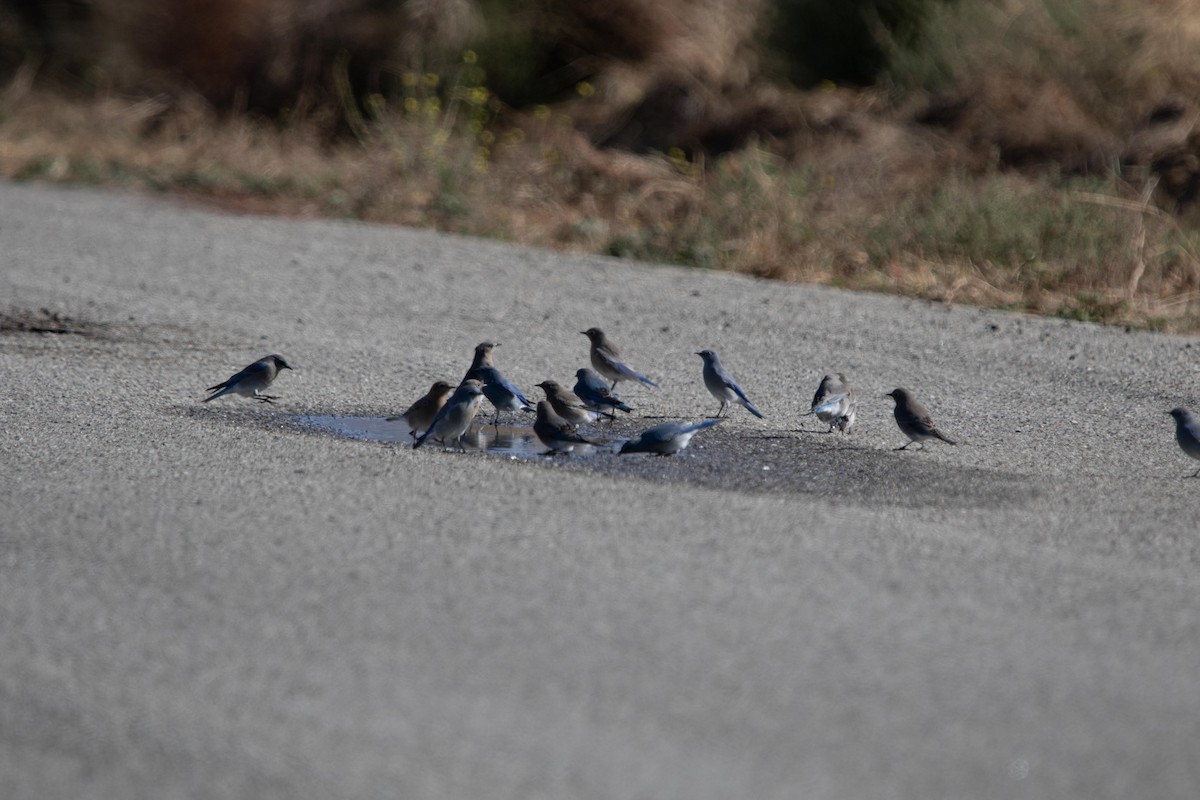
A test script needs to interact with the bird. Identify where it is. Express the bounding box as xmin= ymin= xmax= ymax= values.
xmin=469 ymin=366 xmax=535 ymax=425
xmin=413 ymin=379 xmax=484 ymax=450
xmin=573 ymin=368 xmax=632 ymax=418
xmin=387 ymin=380 xmax=454 ymax=438
xmin=696 ymin=349 xmax=764 ymax=419
xmin=619 ymin=419 xmax=721 ymax=456
xmin=581 ymin=327 xmax=658 ymax=390
xmin=886 ymin=388 xmax=956 ymax=450
xmin=462 ymin=341 xmax=499 ymax=382
xmin=203 ymin=354 xmax=293 ymax=403
xmin=1167 ymin=407 xmax=1200 ymax=477
xmin=536 ymin=380 xmax=597 ymax=427
xmin=533 ymin=401 xmax=597 ymax=455
xmin=804 ymin=373 xmax=856 ymax=434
